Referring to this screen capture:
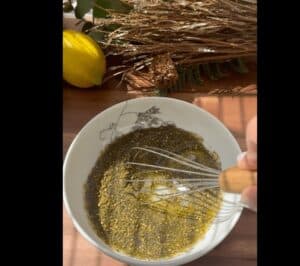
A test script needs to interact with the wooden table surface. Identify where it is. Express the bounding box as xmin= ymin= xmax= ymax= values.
xmin=63 ymin=85 xmax=257 ymax=266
